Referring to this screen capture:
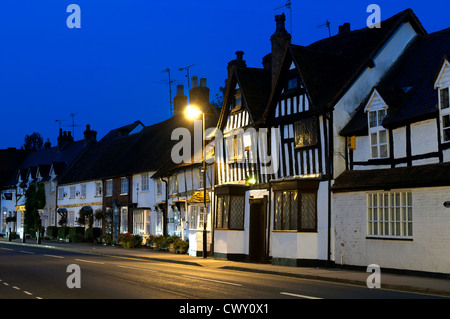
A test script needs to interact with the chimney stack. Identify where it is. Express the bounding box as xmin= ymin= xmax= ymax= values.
xmin=189 ymin=76 xmax=210 ymax=113
xmin=173 ymin=85 xmax=188 ymax=115
xmin=270 ymin=13 xmax=291 ymax=87
xmin=339 ymin=22 xmax=351 ymax=34
xmin=227 ymin=51 xmax=247 ymax=80
xmin=57 ymin=129 xmax=74 ymax=149
xmin=83 ymin=124 xmax=97 ymax=144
